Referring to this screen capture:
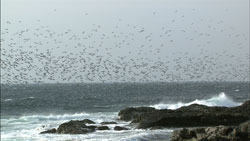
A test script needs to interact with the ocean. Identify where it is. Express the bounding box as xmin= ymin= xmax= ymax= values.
xmin=1 ymin=82 xmax=249 ymax=141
